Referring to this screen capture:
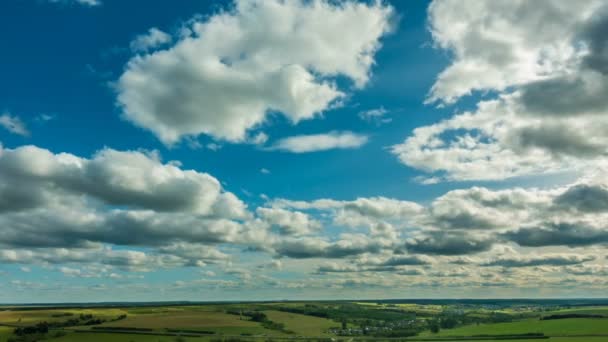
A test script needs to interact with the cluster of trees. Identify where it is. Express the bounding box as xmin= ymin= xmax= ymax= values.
xmin=541 ymin=313 xmax=604 ymax=320
xmin=225 ymin=310 xmax=293 ymax=334
xmin=278 ymin=303 xmax=413 ymax=323
xmin=12 ymin=313 xmax=127 ymax=337
xmin=13 ymin=322 xmax=49 ymax=336
xmin=427 ymin=310 xmax=517 ymax=334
